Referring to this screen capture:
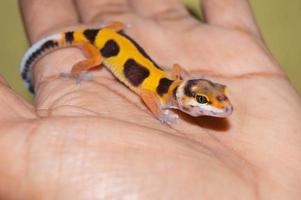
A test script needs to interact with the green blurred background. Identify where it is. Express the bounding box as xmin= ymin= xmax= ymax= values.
xmin=0 ymin=0 xmax=300 ymax=101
